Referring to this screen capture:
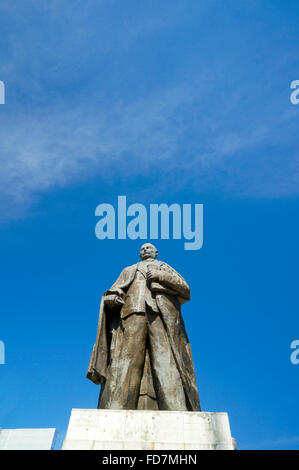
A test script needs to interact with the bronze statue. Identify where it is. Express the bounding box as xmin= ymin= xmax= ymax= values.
xmin=87 ymin=243 xmax=201 ymax=411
